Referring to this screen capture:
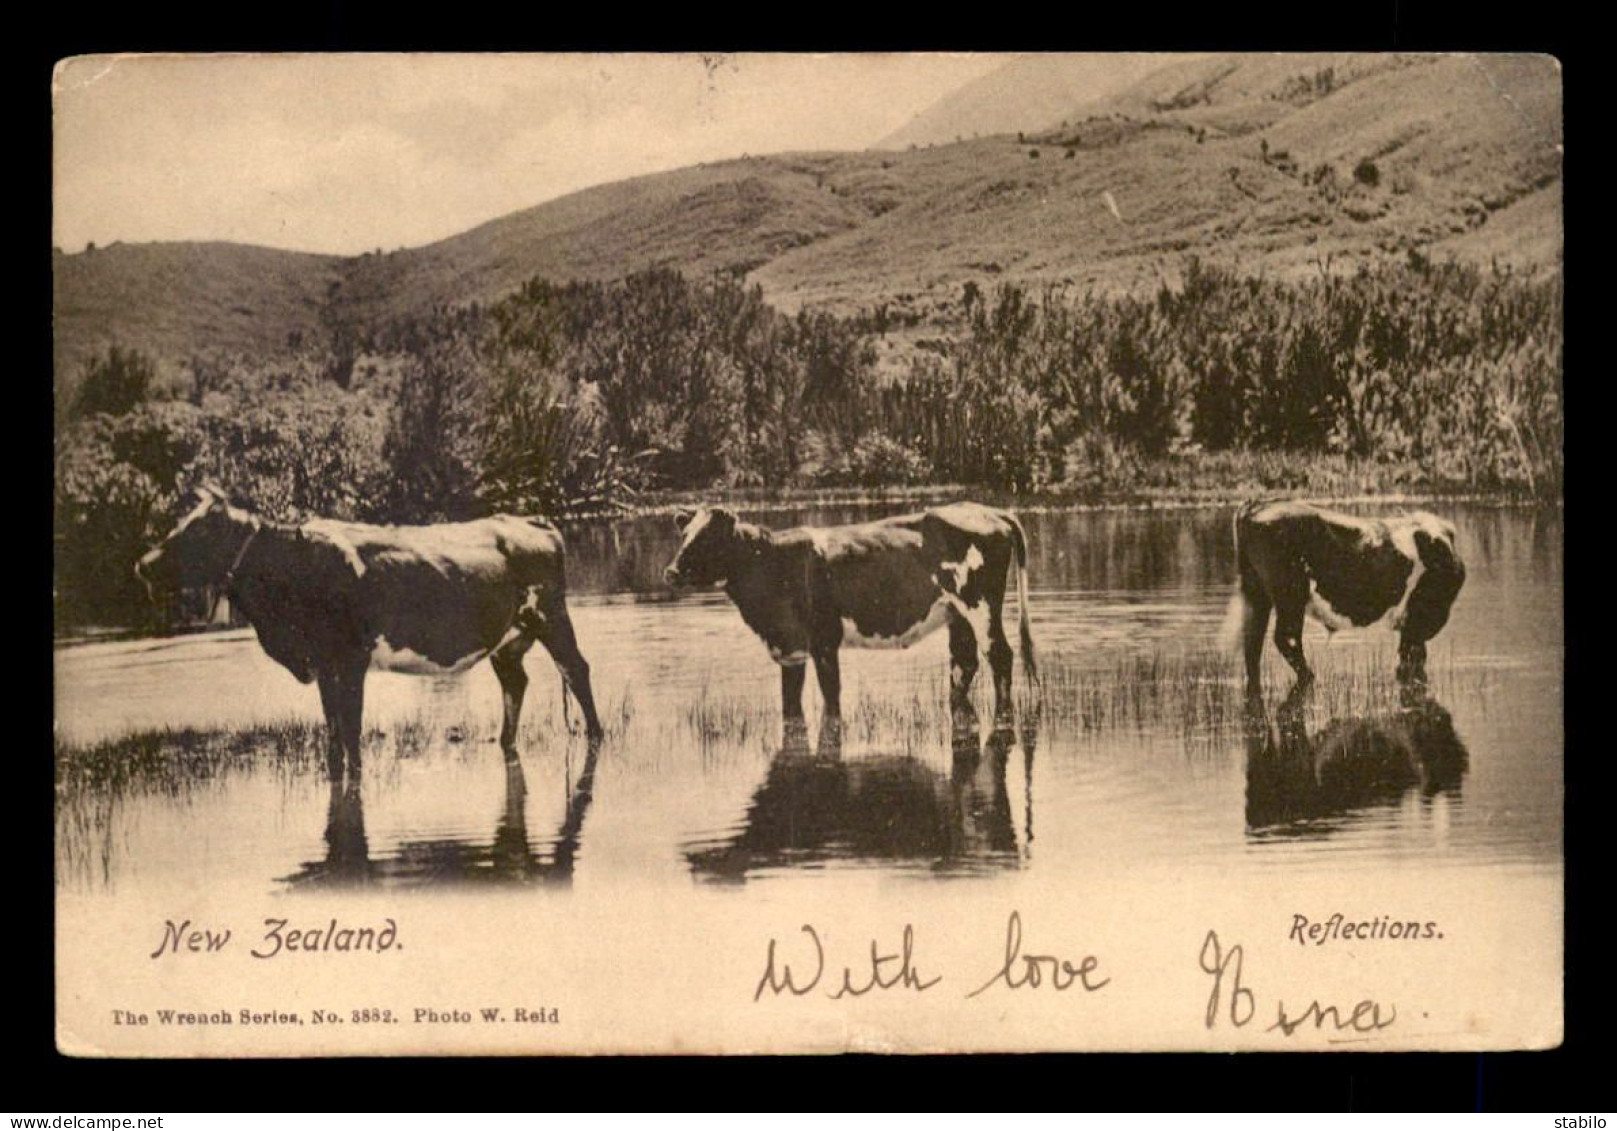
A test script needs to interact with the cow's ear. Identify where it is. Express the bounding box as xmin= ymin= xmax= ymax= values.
xmin=711 ymin=507 xmax=737 ymax=529
xmin=674 ymin=508 xmax=695 ymax=530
